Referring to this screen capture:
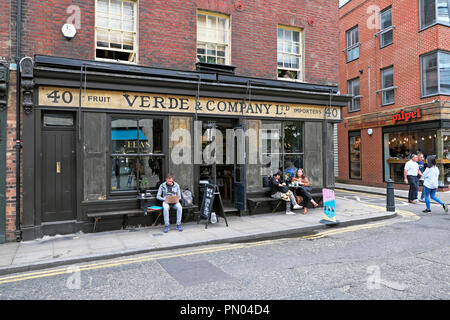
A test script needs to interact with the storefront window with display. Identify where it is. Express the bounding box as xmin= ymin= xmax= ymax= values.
xmin=110 ymin=118 xmax=164 ymax=192
xmin=261 ymin=121 xmax=303 ymax=182
xmin=349 ymin=133 xmax=361 ymax=179
xmin=384 ymin=129 xmax=436 ymax=183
